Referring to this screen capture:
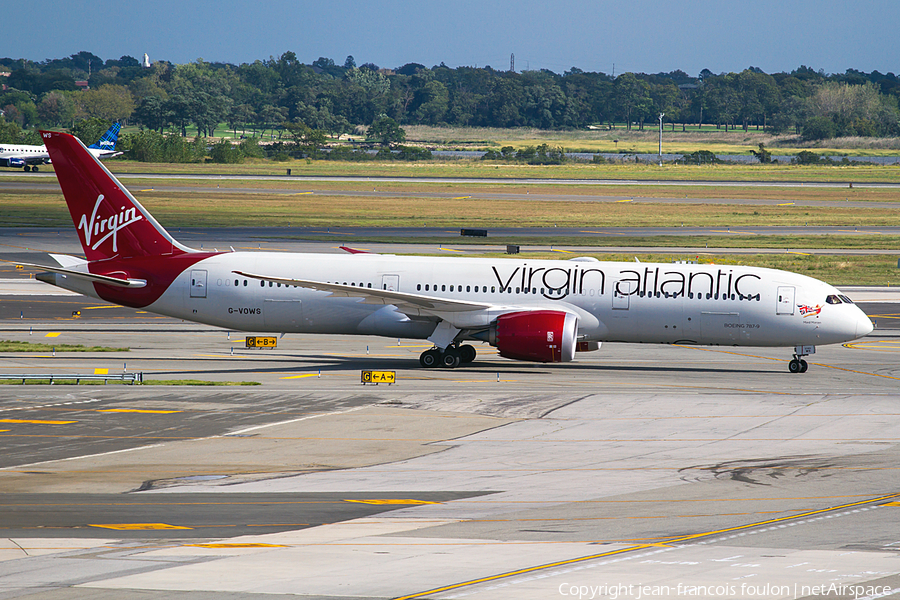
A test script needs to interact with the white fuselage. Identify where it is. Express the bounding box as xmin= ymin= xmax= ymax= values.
xmin=52 ymin=252 xmax=872 ymax=349
xmin=0 ymin=143 xmax=114 ymax=165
